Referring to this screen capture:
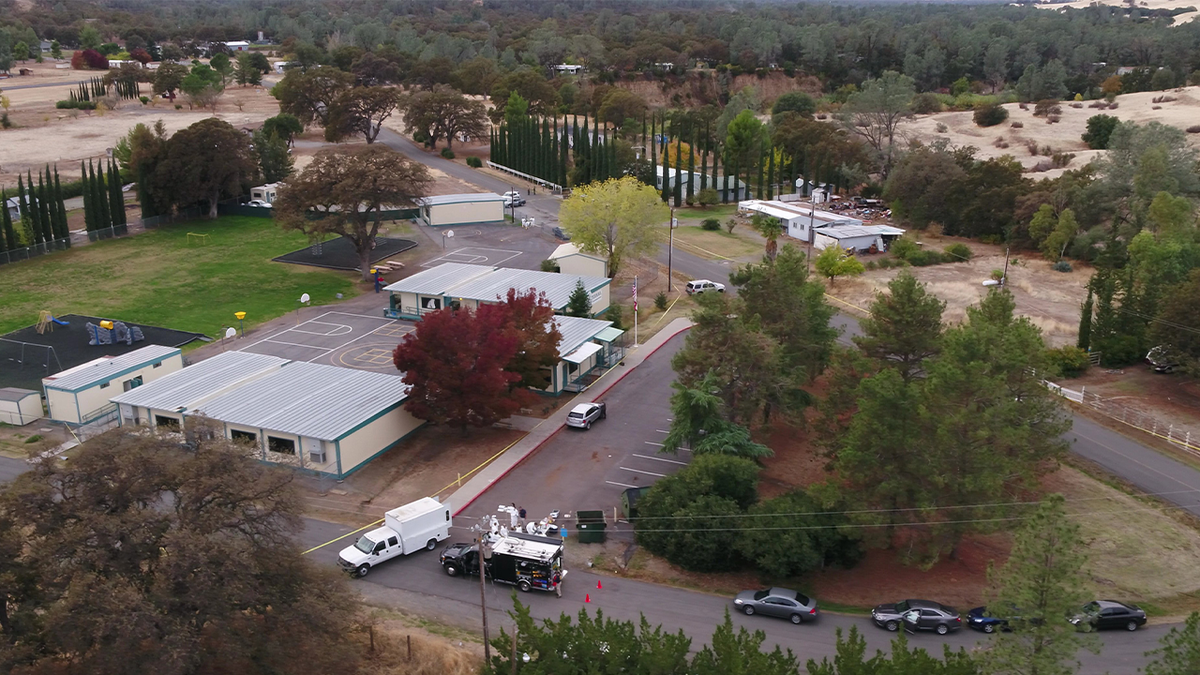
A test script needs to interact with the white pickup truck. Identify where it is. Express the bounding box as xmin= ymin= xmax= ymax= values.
xmin=338 ymin=497 xmax=452 ymax=578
